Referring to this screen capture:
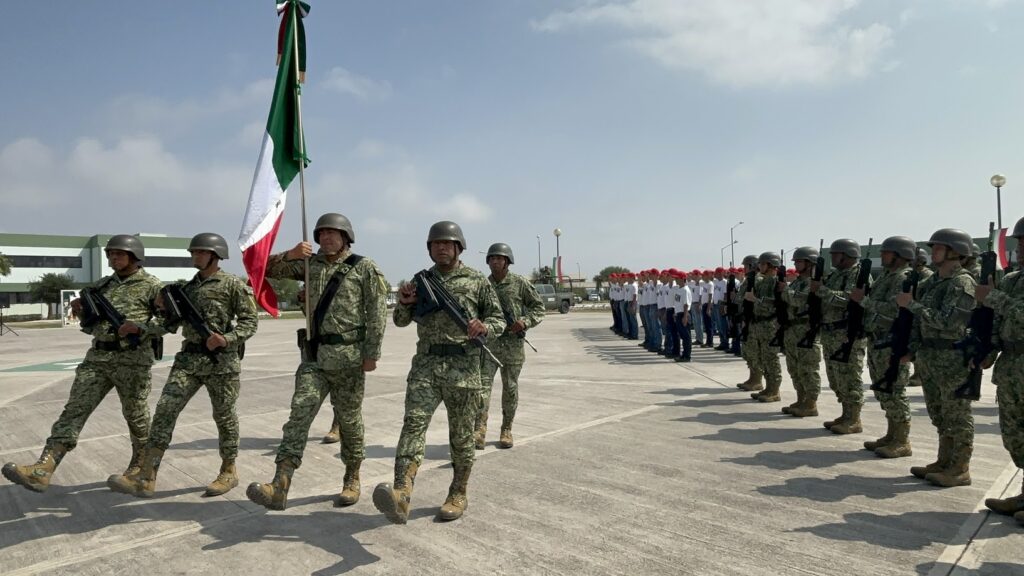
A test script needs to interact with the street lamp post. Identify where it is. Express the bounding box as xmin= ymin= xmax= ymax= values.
xmin=536 ymin=235 xmax=542 ymax=278
xmin=576 ymin=261 xmax=581 ymax=280
xmin=720 ymin=240 xmax=737 ymax=267
xmin=729 ymin=221 xmax=744 ymax=267
xmin=992 ymin=174 xmax=1007 ymax=231
xmin=553 ymin=228 xmax=562 ymax=284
